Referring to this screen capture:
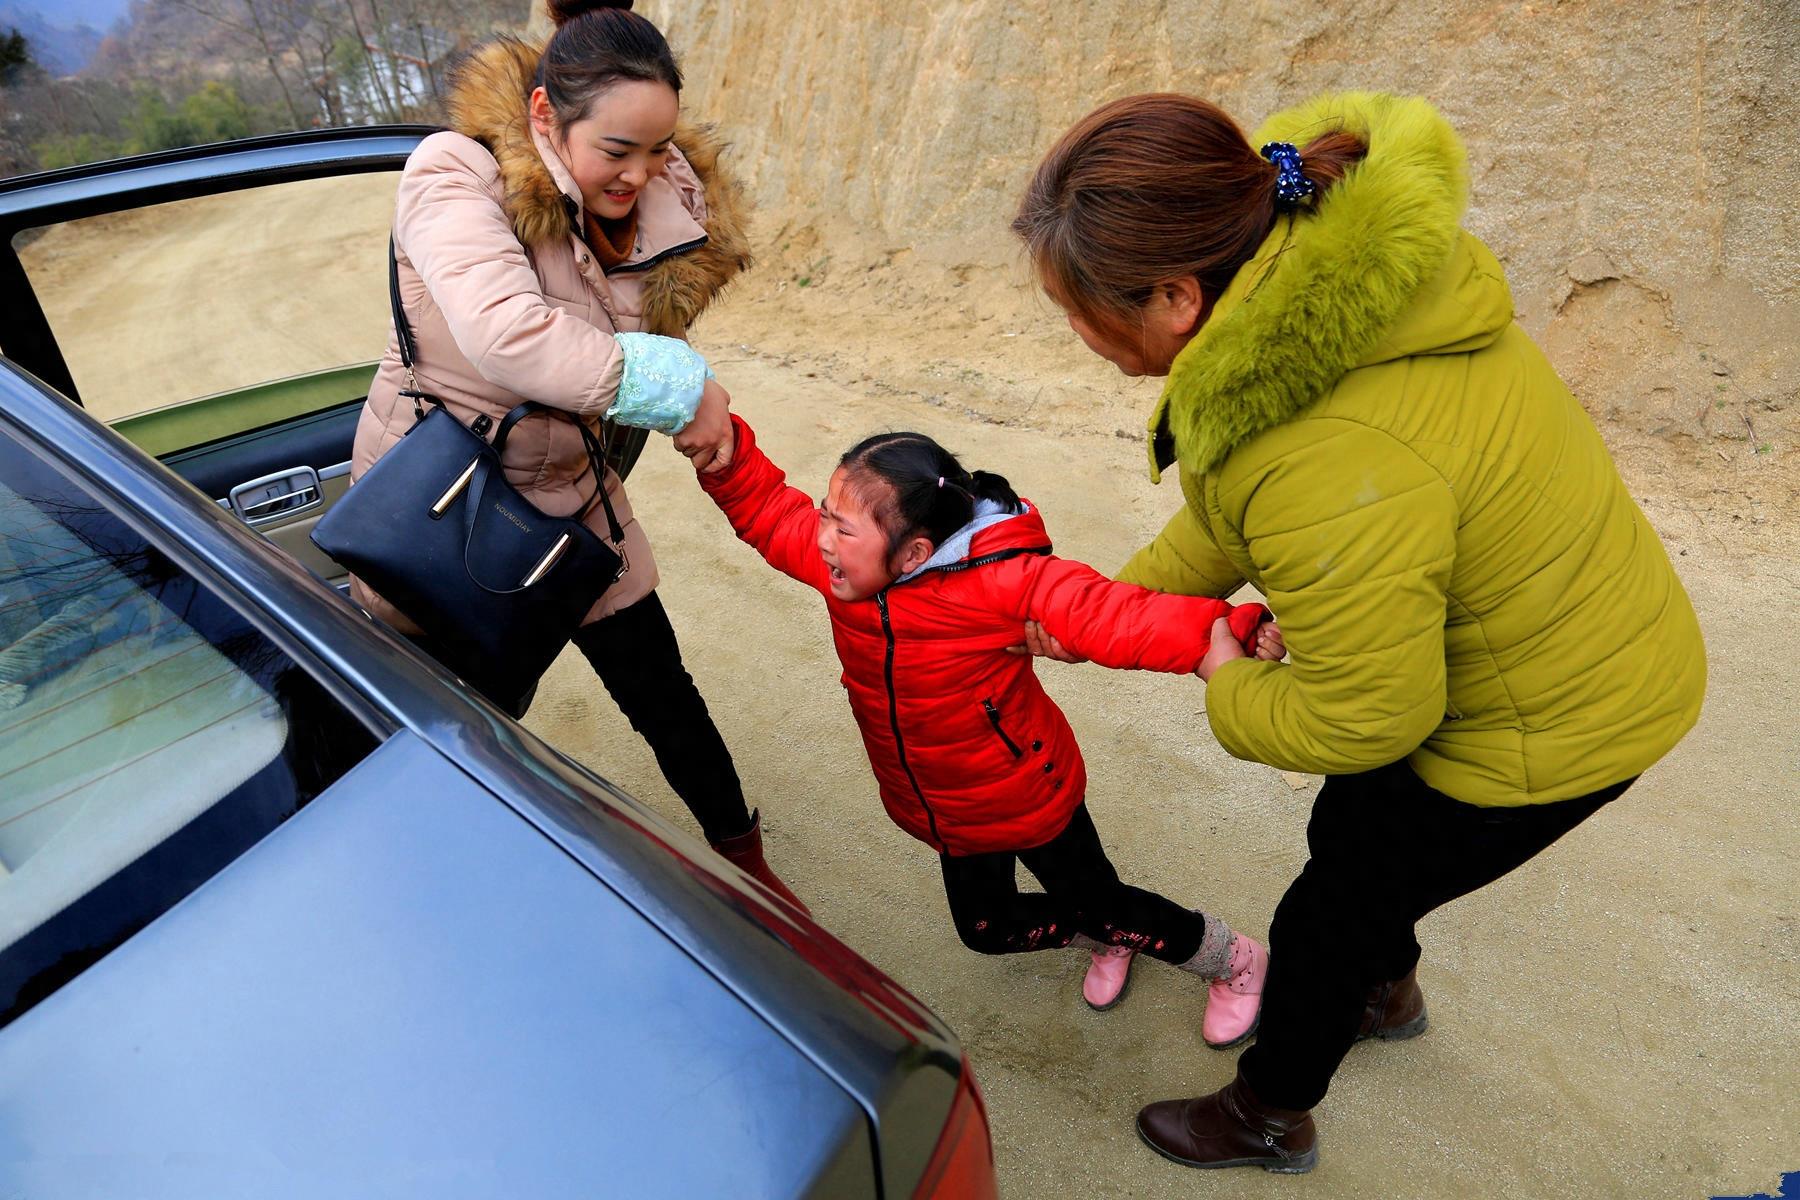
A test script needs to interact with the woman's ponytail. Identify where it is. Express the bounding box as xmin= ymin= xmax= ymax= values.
xmin=1014 ymin=94 xmax=1367 ymax=340
xmin=1289 ymin=129 xmax=1367 ymax=202
xmin=545 ymin=0 xmax=633 ymax=26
